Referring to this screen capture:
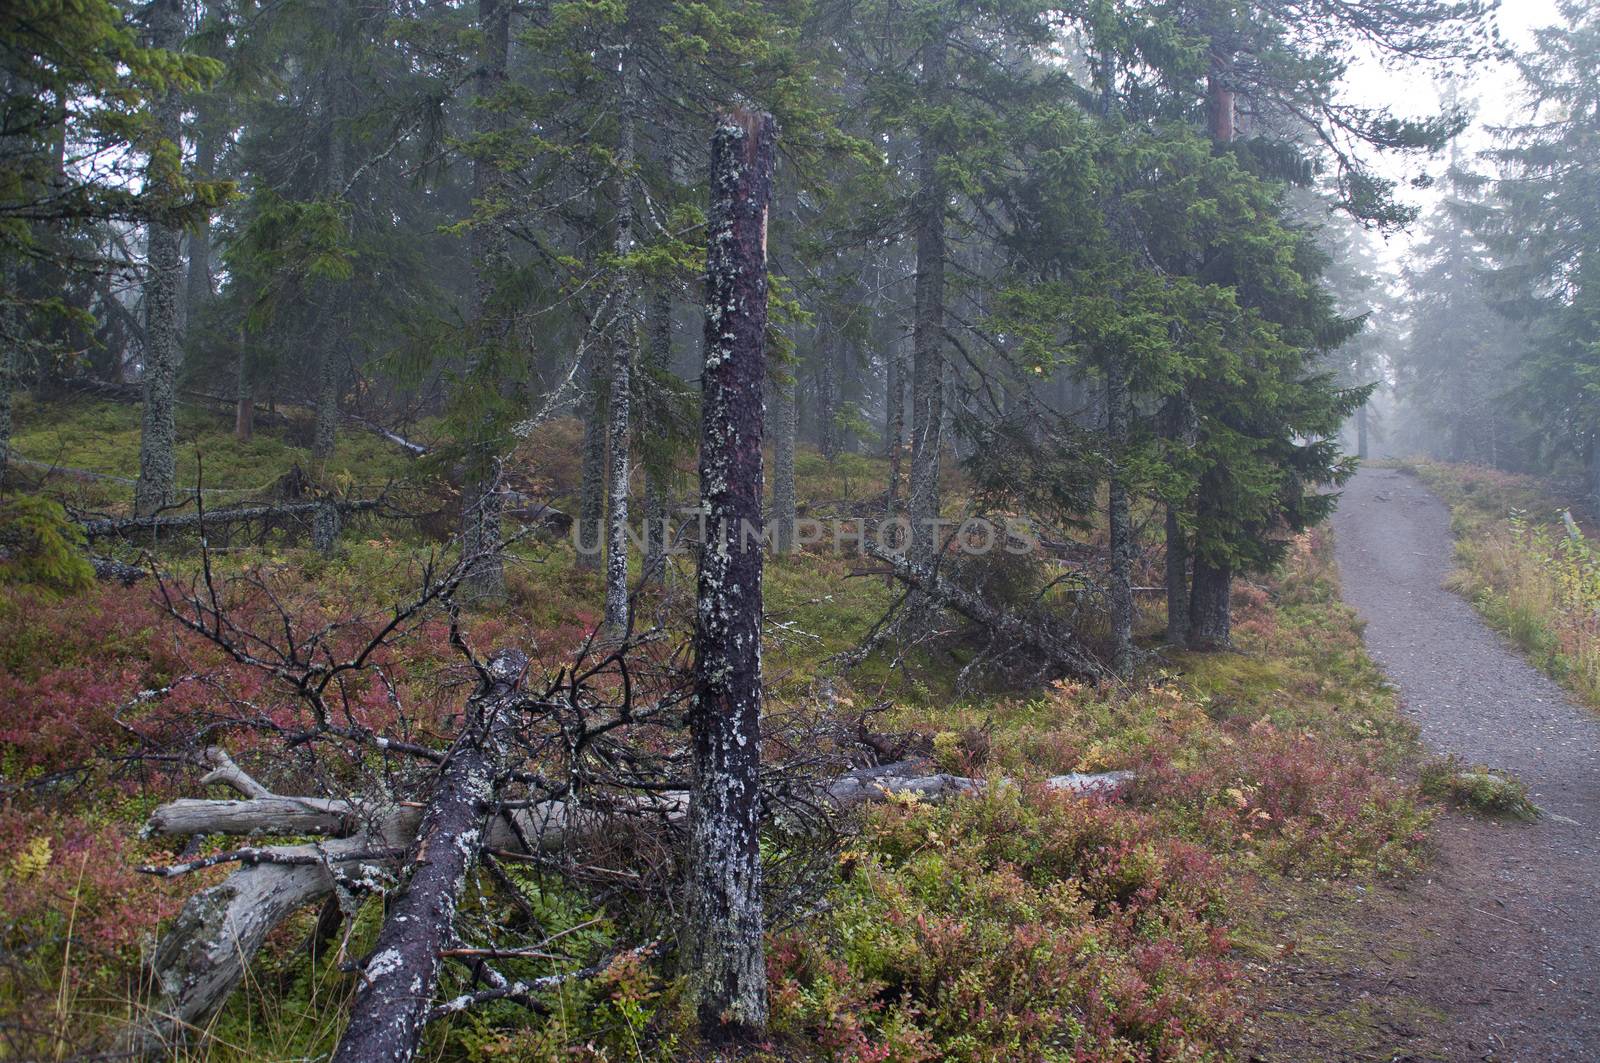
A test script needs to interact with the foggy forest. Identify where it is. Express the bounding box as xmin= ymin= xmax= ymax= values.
xmin=2 ymin=0 xmax=1599 ymax=1059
